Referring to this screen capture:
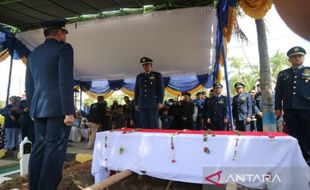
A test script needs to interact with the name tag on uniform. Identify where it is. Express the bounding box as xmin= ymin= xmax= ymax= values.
xmin=302 ymin=68 xmax=310 ymax=80
xmin=218 ymin=99 xmax=224 ymax=104
xmin=149 ymin=75 xmax=156 ymax=85
xmin=241 ymin=96 xmax=246 ymax=101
